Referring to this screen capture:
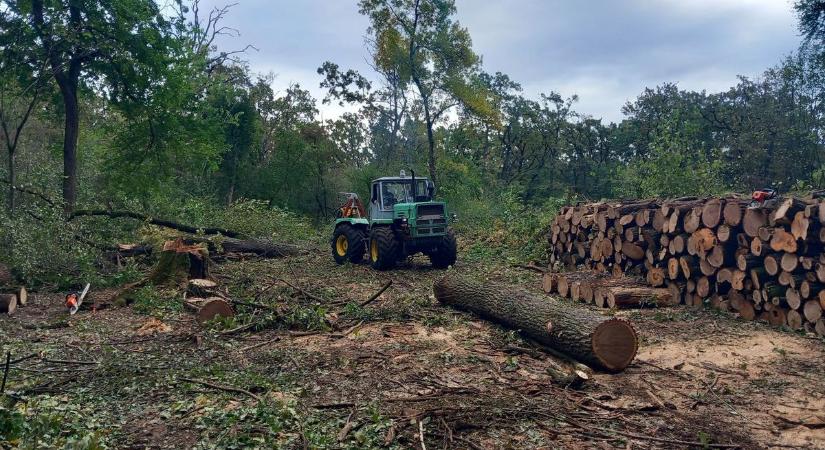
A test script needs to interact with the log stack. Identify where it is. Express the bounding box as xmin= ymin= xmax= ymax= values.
xmin=548 ymin=195 xmax=825 ymax=336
